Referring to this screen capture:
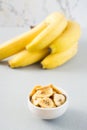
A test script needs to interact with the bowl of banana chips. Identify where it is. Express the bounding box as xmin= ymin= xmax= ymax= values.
xmin=28 ymin=84 xmax=69 ymax=119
